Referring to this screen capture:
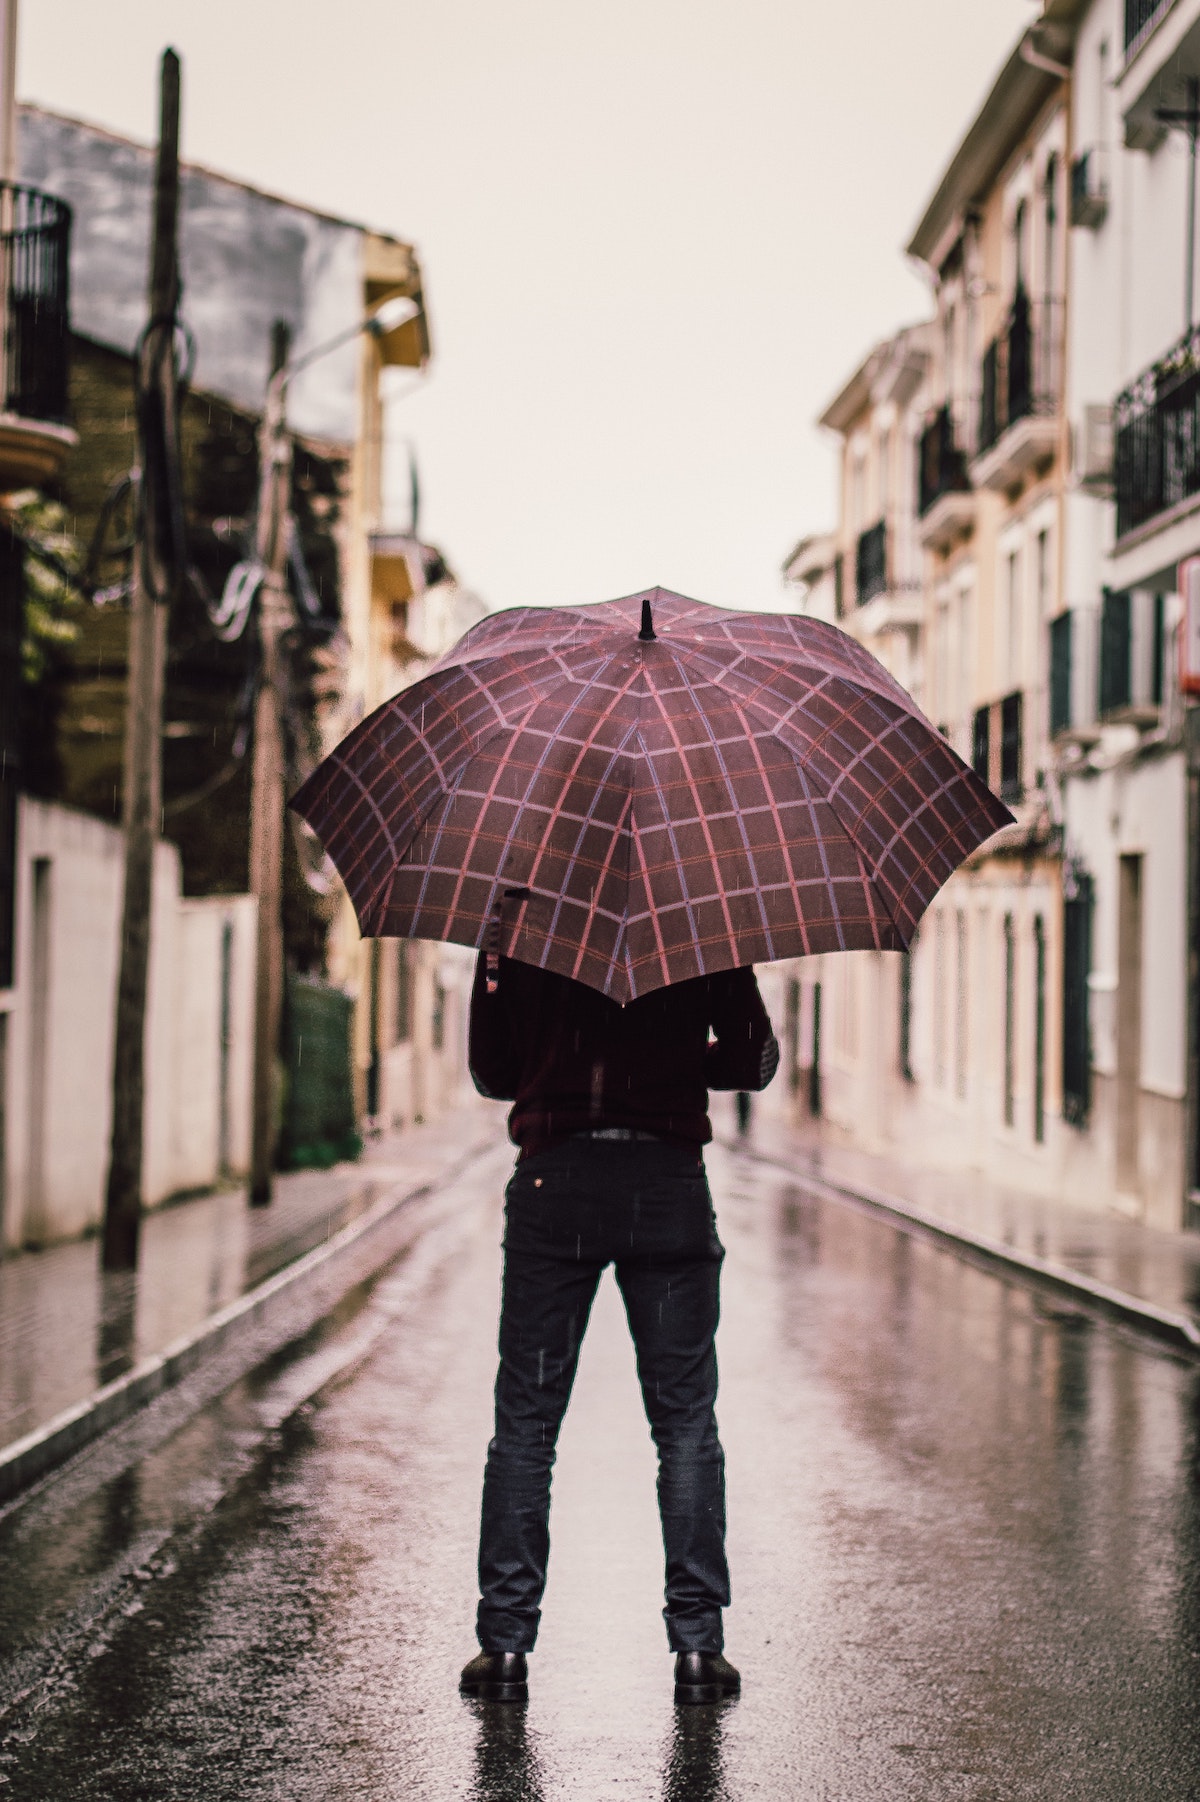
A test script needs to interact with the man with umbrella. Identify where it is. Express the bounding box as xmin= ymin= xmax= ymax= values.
xmin=291 ymin=585 xmax=1010 ymax=1708
xmin=459 ymin=948 xmax=779 ymax=1705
